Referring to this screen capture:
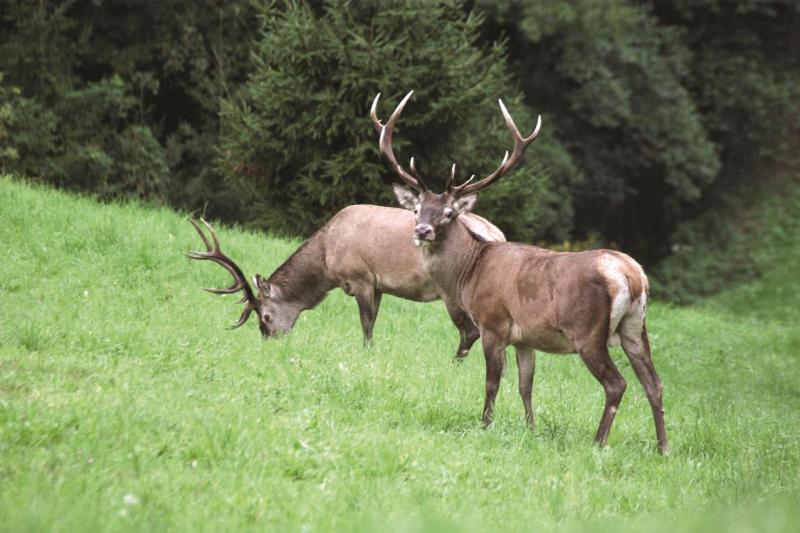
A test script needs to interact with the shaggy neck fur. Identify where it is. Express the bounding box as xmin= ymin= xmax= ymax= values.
xmin=420 ymin=217 xmax=486 ymax=306
xmin=267 ymin=230 xmax=336 ymax=312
